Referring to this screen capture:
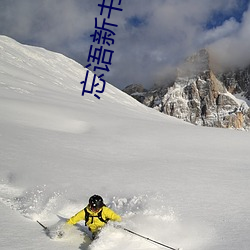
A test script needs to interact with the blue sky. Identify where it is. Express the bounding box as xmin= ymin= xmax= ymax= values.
xmin=206 ymin=0 xmax=249 ymax=29
xmin=0 ymin=0 xmax=249 ymax=89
